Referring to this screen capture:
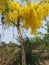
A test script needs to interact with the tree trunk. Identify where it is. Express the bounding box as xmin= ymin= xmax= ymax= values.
xmin=17 ymin=21 xmax=26 ymax=65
